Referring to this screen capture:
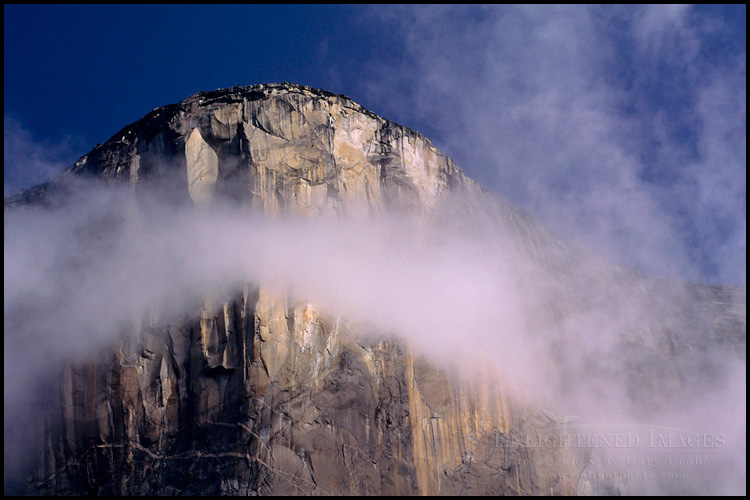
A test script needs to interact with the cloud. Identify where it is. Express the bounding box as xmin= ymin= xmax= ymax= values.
xmin=3 ymin=7 xmax=745 ymax=490
xmin=3 ymin=117 xmax=85 ymax=196
xmin=630 ymin=4 xmax=694 ymax=56
xmin=4 ymin=176 xmax=744 ymax=493
xmin=357 ymin=5 xmax=745 ymax=285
